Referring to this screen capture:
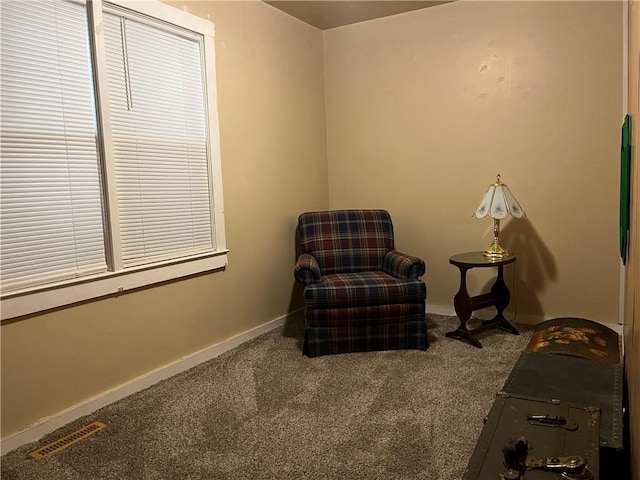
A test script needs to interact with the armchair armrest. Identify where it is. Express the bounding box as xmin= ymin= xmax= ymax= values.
xmin=294 ymin=253 xmax=322 ymax=286
xmin=383 ymin=250 xmax=426 ymax=279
